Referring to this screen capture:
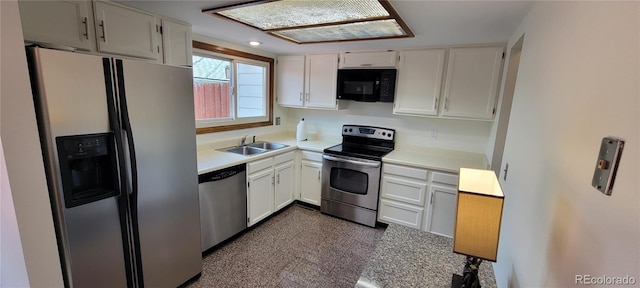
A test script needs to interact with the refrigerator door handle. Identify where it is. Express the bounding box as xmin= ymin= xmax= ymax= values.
xmin=115 ymin=60 xmax=138 ymax=199
xmin=103 ymin=58 xmax=135 ymax=288
xmin=115 ymin=59 xmax=145 ymax=288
